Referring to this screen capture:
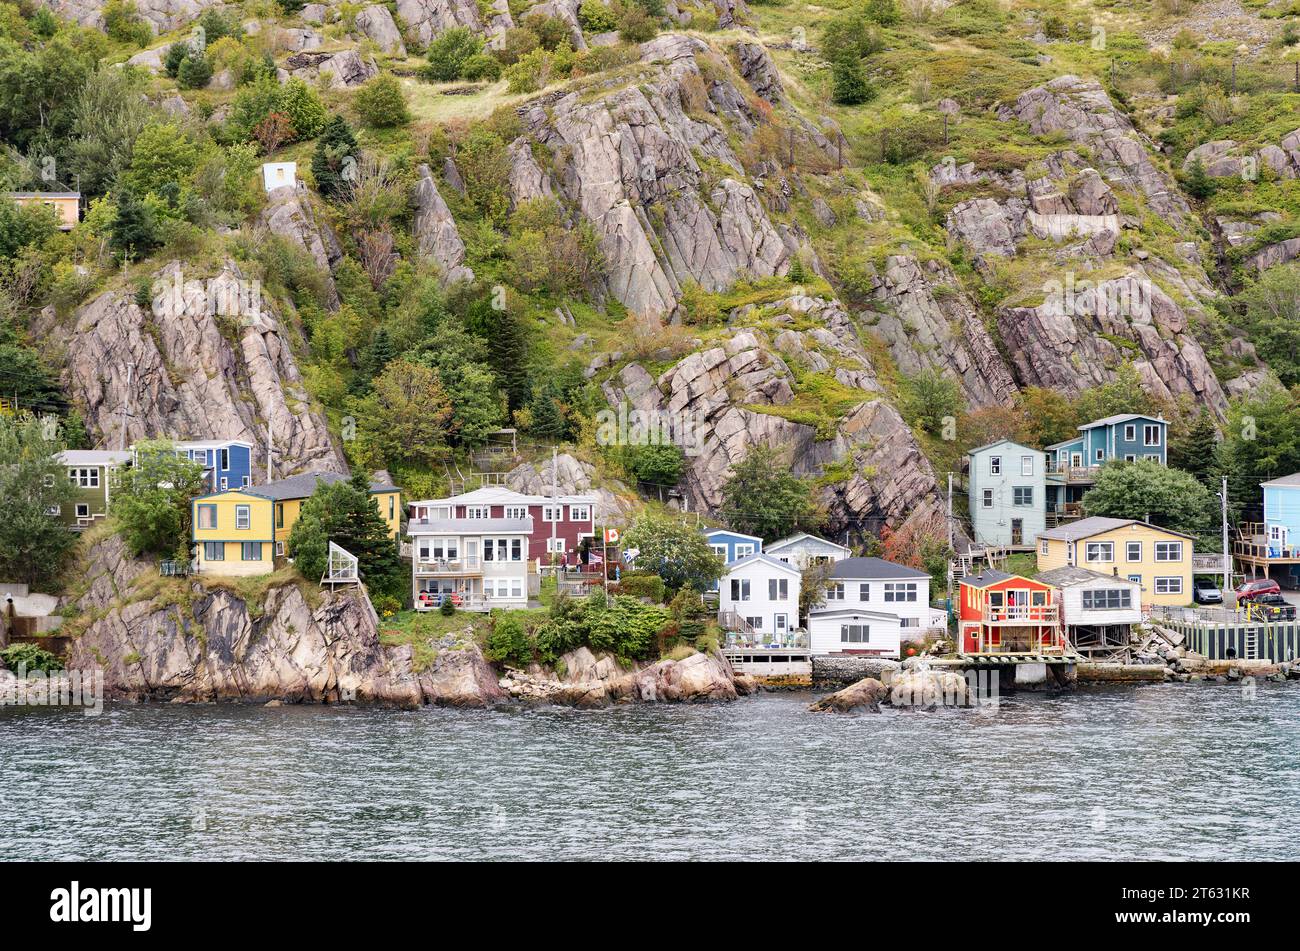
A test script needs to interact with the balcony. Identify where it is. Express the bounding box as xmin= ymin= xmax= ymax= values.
xmin=981 ymin=603 xmax=1059 ymax=625
xmin=1234 ymin=523 xmax=1300 ymax=564
xmin=1046 ymin=464 xmax=1099 ymax=484
xmin=414 ymin=556 xmax=482 ymax=576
